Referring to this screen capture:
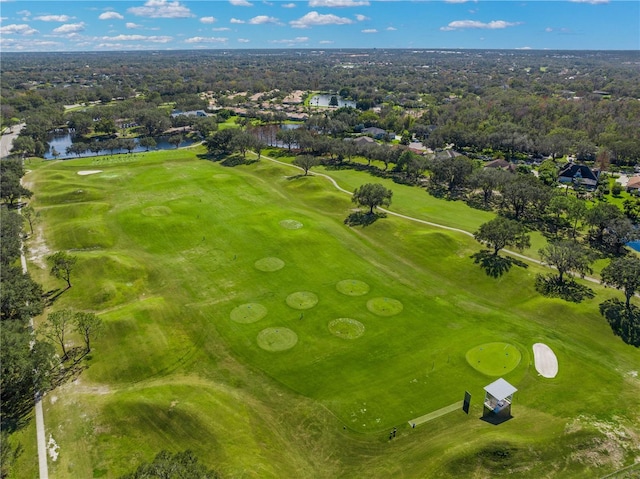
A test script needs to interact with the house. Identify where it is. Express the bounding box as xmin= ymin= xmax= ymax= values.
xmin=351 ymin=136 xmax=376 ymax=146
xmin=361 ymin=127 xmax=388 ymax=140
xmin=484 ymin=159 xmax=516 ymax=172
xmin=626 ymin=176 xmax=640 ymax=194
xmin=558 ymin=163 xmax=600 ymax=190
